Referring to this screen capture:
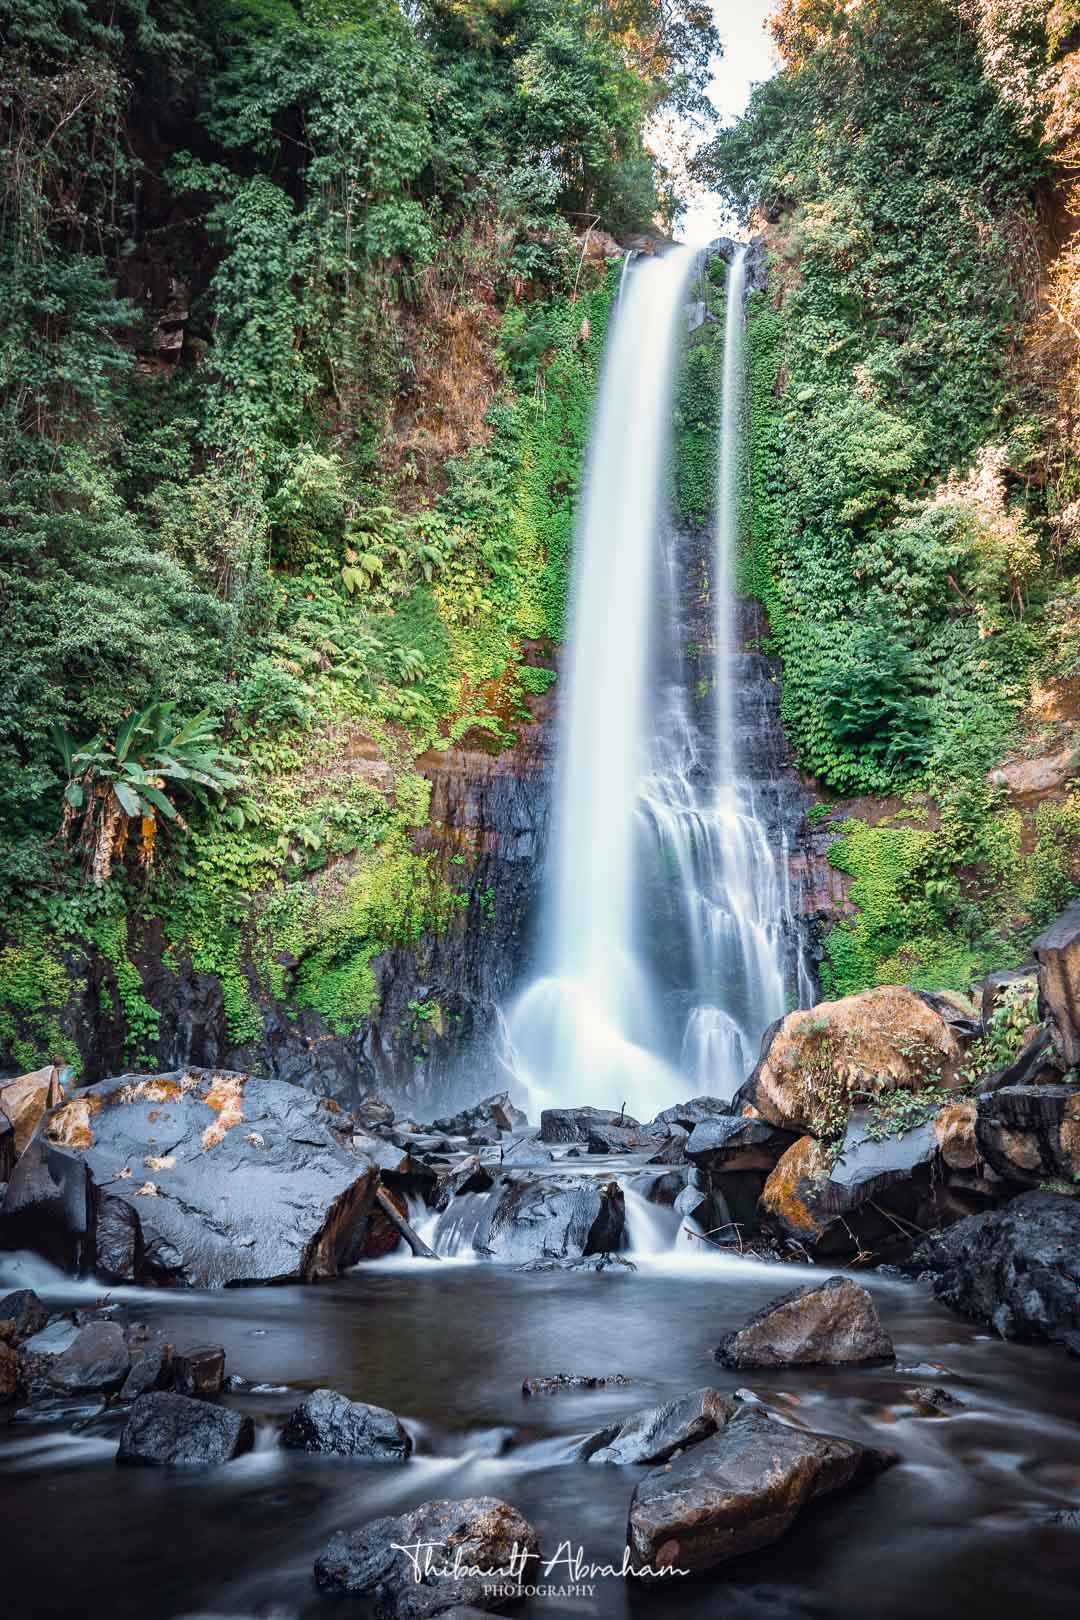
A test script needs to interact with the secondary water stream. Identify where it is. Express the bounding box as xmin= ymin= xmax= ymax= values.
xmin=2 ymin=1245 xmax=1078 ymax=1620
